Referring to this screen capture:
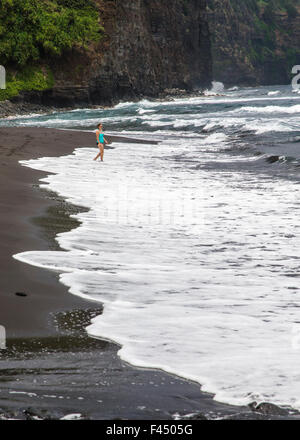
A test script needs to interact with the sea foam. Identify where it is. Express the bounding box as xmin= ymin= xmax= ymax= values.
xmin=14 ymin=134 xmax=300 ymax=411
